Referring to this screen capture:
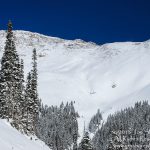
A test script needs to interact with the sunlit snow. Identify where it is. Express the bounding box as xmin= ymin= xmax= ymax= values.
xmin=0 ymin=30 xmax=150 ymax=136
